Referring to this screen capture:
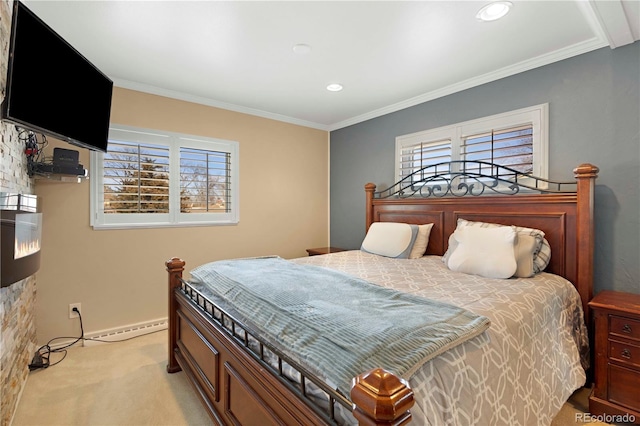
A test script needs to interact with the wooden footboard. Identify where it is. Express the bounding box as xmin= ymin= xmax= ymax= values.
xmin=166 ymin=258 xmax=414 ymax=426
